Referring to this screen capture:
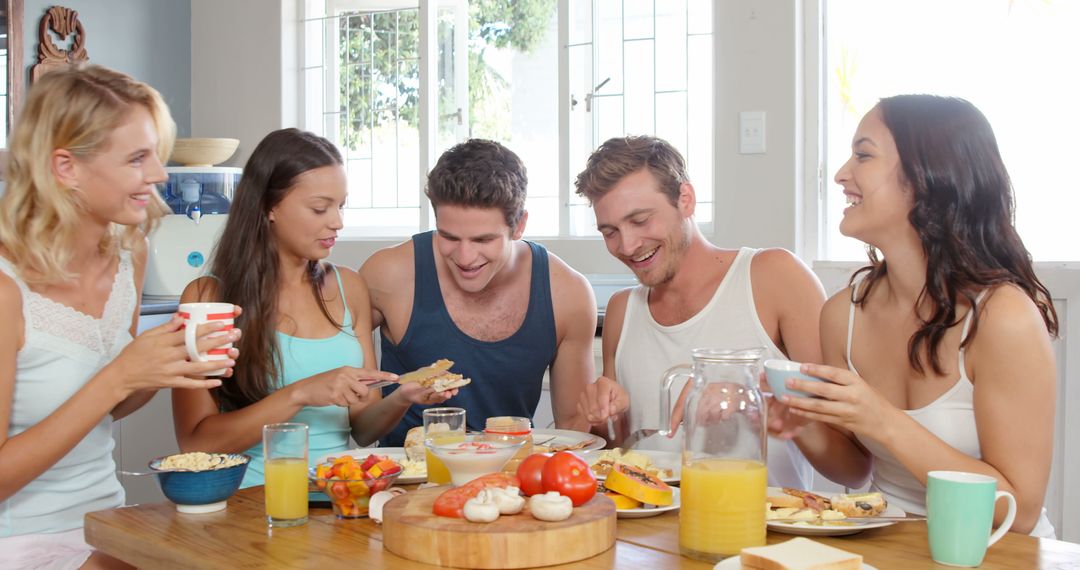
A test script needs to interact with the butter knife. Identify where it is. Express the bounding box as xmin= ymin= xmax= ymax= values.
xmin=620 ymin=428 xmax=659 ymax=450
xmin=769 ymin=515 xmax=925 ymax=523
